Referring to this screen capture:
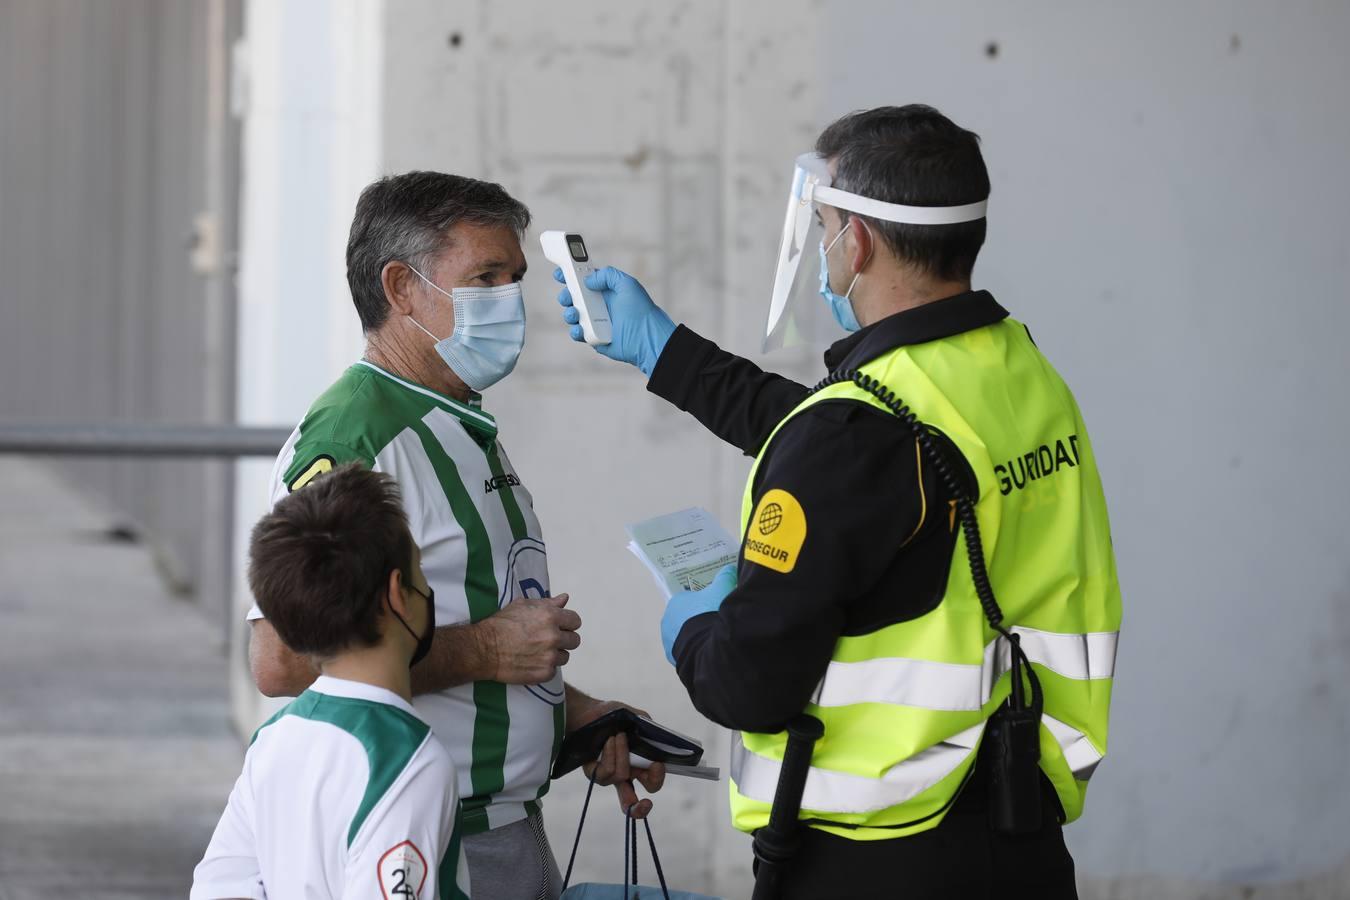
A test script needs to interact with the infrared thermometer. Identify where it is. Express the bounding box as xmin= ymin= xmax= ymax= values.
xmin=540 ymin=230 xmax=612 ymax=345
